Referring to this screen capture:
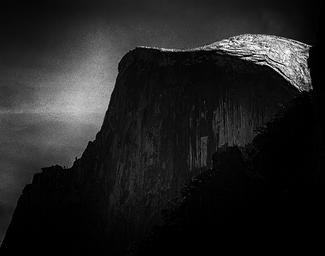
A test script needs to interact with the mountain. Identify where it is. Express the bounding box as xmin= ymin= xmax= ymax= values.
xmin=127 ymin=91 xmax=320 ymax=256
xmin=0 ymin=34 xmax=311 ymax=255
xmin=148 ymin=34 xmax=311 ymax=91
